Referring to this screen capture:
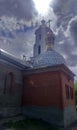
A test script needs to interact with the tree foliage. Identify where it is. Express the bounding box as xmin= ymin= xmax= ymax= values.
xmin=74 ymin=82 xmax=77 ymax=104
